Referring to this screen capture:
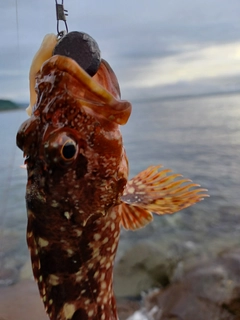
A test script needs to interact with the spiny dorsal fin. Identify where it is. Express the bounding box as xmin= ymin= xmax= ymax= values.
xmin=120 ymin=165 xmax=208 ymax=230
